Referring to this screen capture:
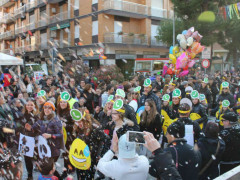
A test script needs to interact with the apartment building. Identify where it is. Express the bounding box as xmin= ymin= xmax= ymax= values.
xmin=0 ymin=0 xmax=173 ymax=75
